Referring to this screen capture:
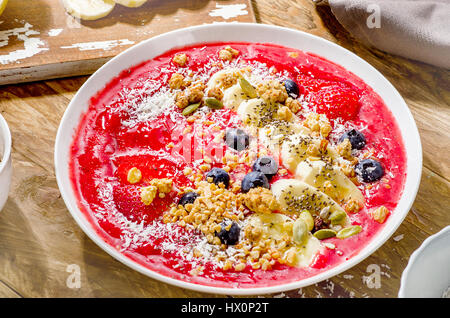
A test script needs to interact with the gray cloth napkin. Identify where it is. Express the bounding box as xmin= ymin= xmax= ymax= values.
xmin=315 ymin=0 xmax=450 ymax=68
